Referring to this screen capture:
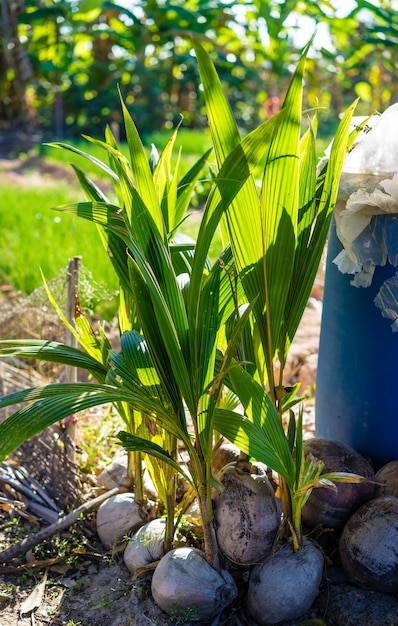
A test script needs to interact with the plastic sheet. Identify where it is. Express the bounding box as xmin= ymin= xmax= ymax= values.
xmin=332 ymin=104 xmax=398 ymax=330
